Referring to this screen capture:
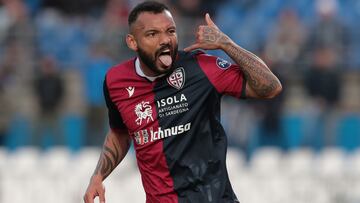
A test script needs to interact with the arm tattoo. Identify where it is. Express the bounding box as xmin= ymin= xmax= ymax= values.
xmin=202 ymin=26 xmax=280 ymax=97
xmin=225 ymin=43 xmax=280 ymax=97
xmin=94 ymin=135 xmax=128 ymax=179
